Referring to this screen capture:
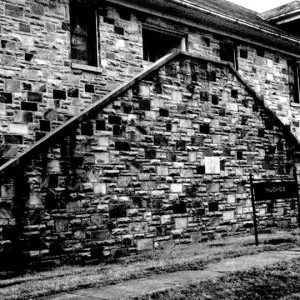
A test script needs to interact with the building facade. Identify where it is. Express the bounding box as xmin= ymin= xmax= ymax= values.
xmin=1 ymin=0 xmax=300 ymax=268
